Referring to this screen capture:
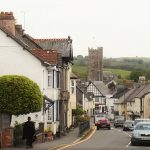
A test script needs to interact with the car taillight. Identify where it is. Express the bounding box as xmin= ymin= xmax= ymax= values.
xmin=106 ymin=121 xmax=110 ymax=125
